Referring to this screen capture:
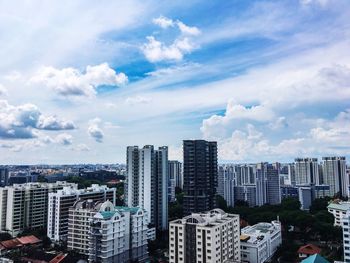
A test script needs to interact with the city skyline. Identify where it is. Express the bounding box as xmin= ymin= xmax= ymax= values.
xmin=0 ymin=0 xmax=350 ymax=164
